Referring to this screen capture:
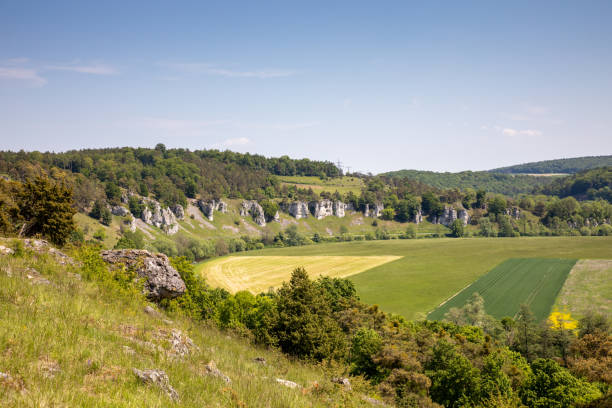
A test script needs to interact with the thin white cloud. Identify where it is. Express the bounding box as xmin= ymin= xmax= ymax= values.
xmin=161 ymin=62 xmax=296 ymax=78
xmin=46 ymin=63 xmax=118 ymax=75
xmin=119 ymin=117 xmax=229 ymax=132
xmin=526 ymin=105 xmax=549 ymax=115
xmin=219 ymin=137 xmax=251 ymax=147
xmin=237 ymin=121 xmax=319 ymax=131
xmin=0 ymin=66 xmax=46 ymax=86
xmin=501 ymin=127 xmax=542 ymax=137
